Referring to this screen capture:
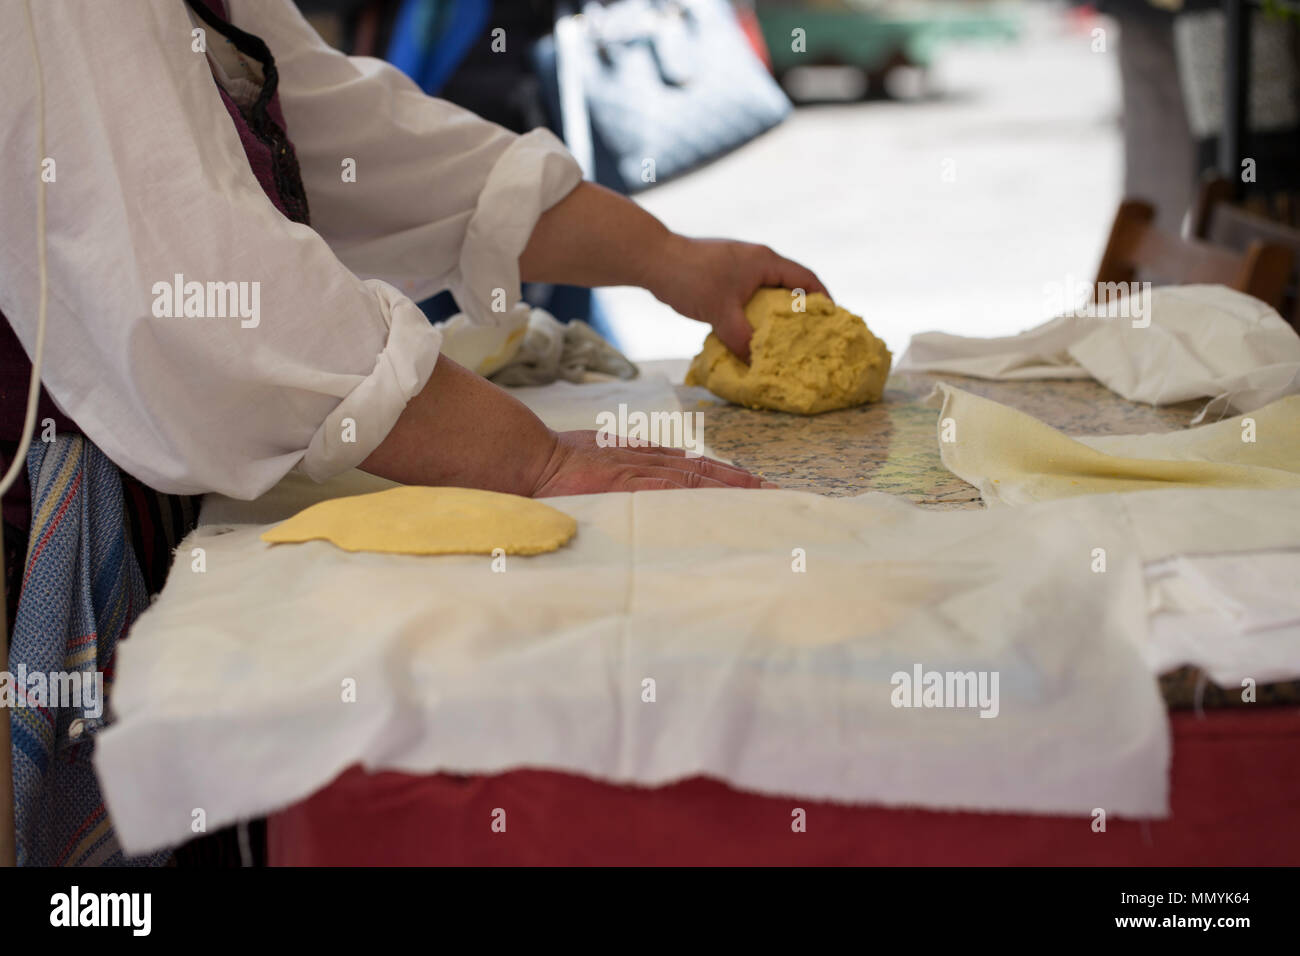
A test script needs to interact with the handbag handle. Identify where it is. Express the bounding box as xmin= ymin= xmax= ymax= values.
xmin=581 ymin=0 xmax=699 ymax=88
